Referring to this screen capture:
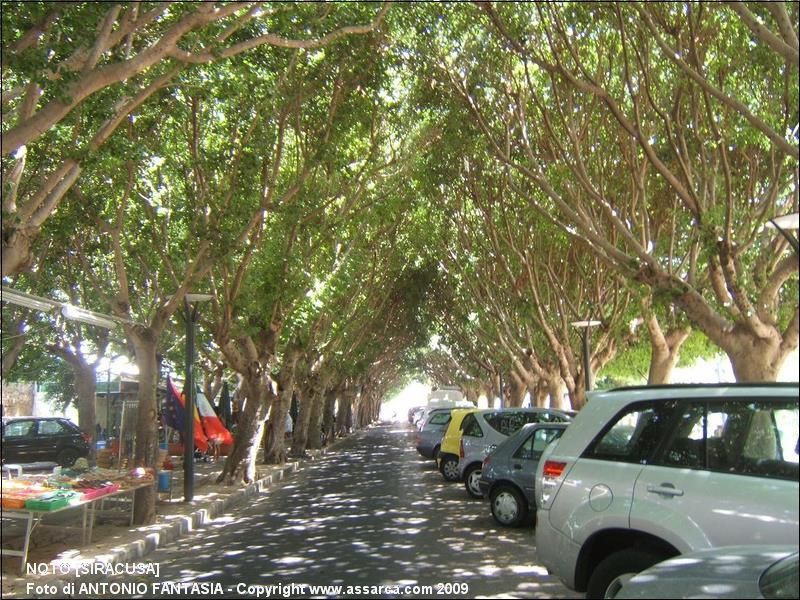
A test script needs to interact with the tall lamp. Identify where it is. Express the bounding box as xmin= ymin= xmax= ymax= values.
xmin=571 ymin=320 xmax=602 ymax=392
xmin=183 ymin=293 xmax=212 ymax=502
xmin=766 ymin=212 xmax=799 ymax=256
